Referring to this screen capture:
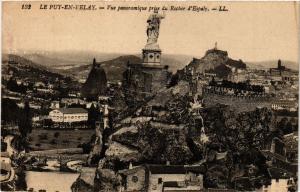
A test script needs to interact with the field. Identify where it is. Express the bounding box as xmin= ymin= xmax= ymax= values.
xmin=28 ymin=129 xmax=95 ymax=151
